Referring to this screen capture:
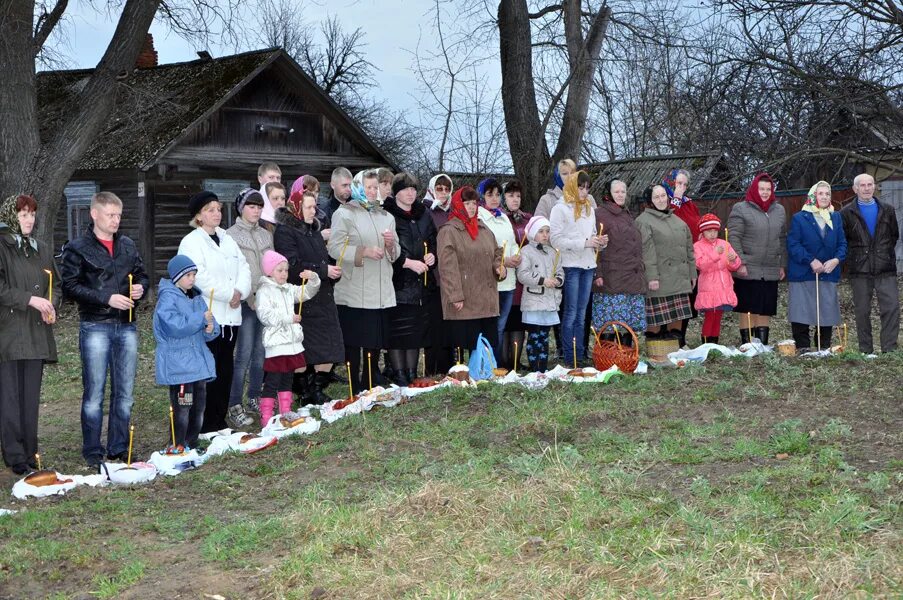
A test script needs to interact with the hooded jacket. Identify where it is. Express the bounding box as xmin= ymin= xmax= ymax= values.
xmin=694 ymin=237 xmax=742 ymax=310
xmin=255 ymin=273 xmax=321 ymax=358
xmin=153 ymin=278 xmax=220 ymax=385
xmin=516 ymin=241 xmax=564 ymax=314
xmin=550 ymin=176 xmax=598 ymax=270
xmin=177 ymin=226 xmax=252 ymax=326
